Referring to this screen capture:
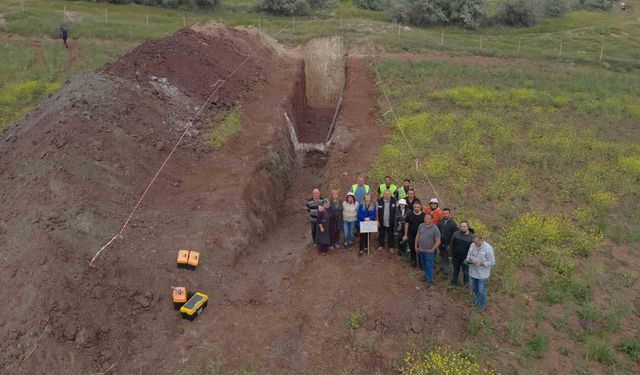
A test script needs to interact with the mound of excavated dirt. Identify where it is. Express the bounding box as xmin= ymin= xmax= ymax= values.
xmin=0 ymin=27 xmax=299 ymax=374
